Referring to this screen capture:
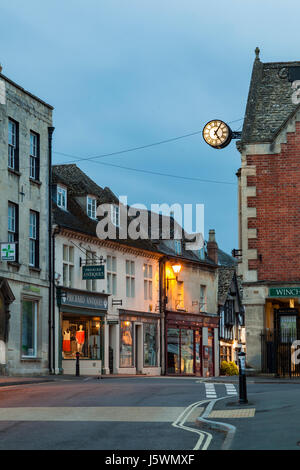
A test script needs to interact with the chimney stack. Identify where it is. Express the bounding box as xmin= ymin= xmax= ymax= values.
xmin=207 ymin=229 xmax=218 ymax=264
